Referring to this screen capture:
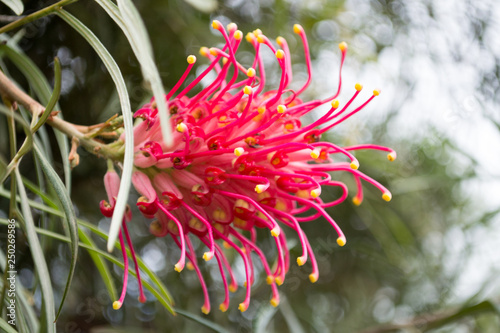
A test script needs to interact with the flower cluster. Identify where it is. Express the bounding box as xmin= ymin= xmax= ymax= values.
xmin=100 ymin=21 xmax=395 ymax=314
